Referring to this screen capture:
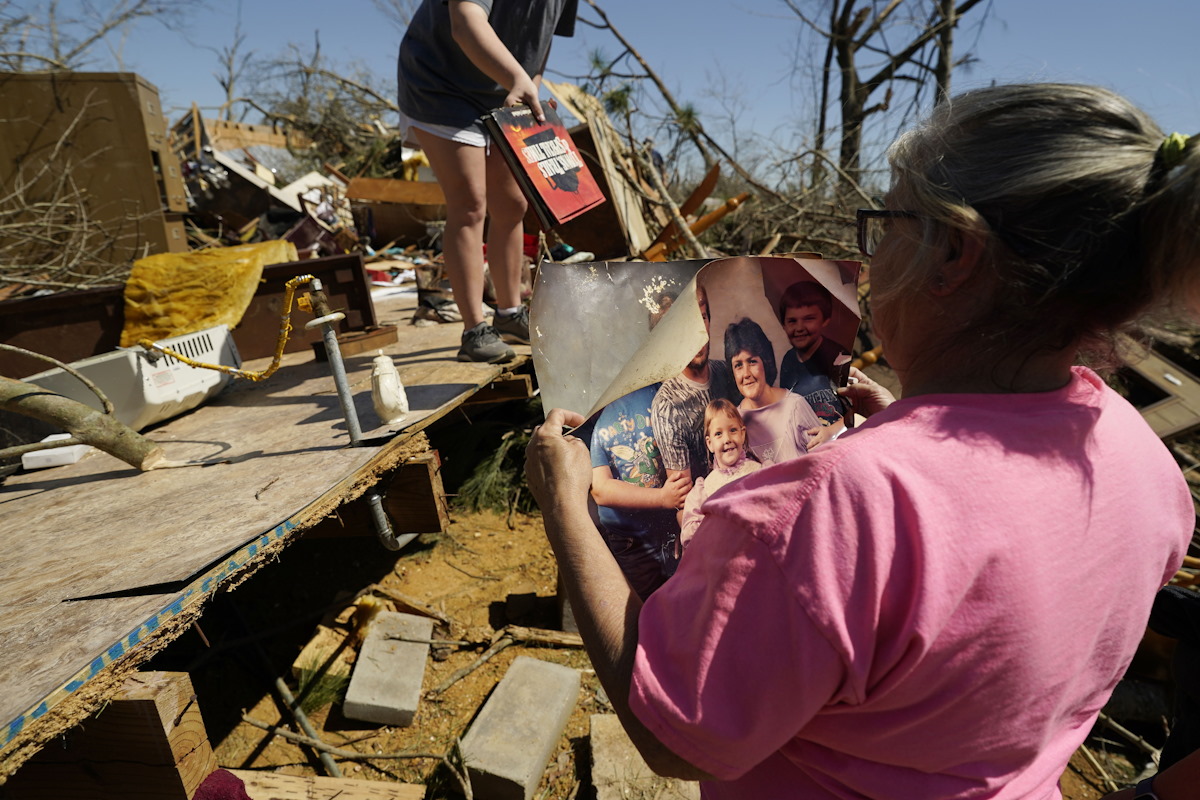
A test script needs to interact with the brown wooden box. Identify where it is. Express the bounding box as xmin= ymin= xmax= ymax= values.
xmin=0 ymin=72 xmax=189 ymax=269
